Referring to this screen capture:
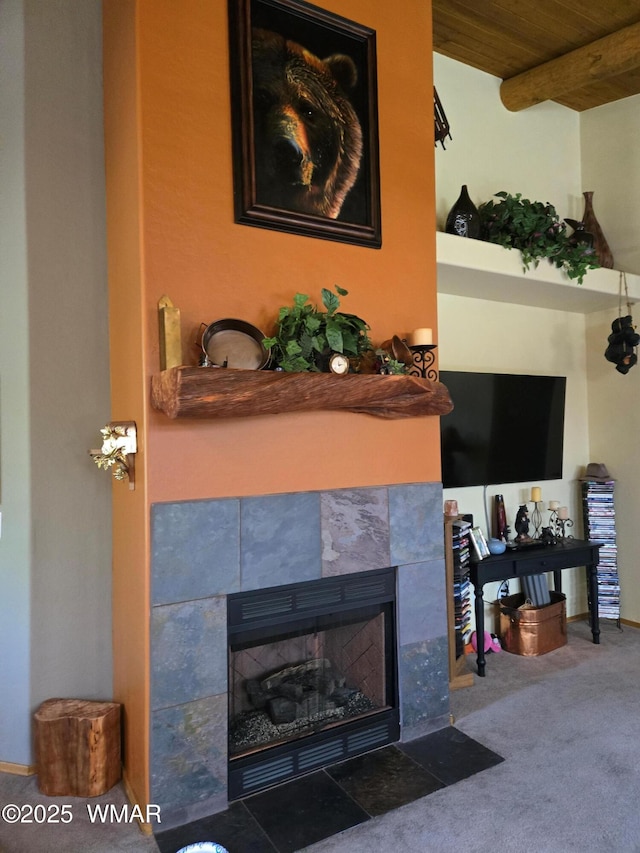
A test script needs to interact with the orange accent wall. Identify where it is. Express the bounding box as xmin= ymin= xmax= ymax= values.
xmin=104 ymin=0 xmax=436 ymax=806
